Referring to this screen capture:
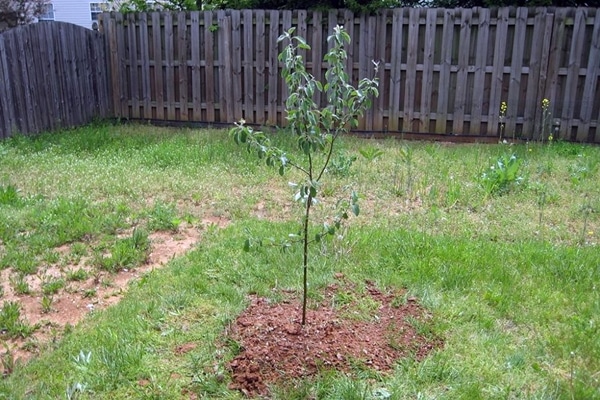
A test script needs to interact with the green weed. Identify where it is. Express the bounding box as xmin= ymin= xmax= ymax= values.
xmin=0 ymin=302 xmax=36 ymax=339
xmin=96 ymin=228 xmax=149 ymax=272
xmin=9 ymin=274 xmax=30 ymax=295
xmin=480 ymin=153 xmax=524 ymax=195
xmin=0 ymin=185 xmax=21 ymax=206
